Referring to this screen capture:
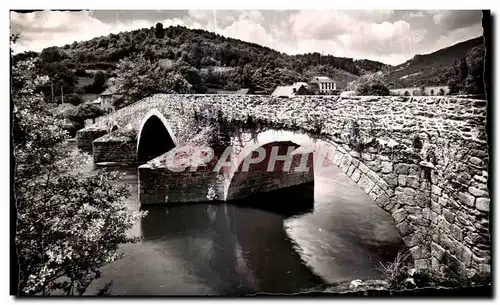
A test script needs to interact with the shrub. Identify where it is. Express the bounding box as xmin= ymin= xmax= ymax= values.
xmin=64 ymin=93 xmax=84 ymax=106
xmin=354 ymin=74 xmax=390 ymax=96
xmin=67 ymin=103 xmax=106 ymax=132
xmin=13 ymin=58 xmax=144 ymax=296
xmin=378 ymin=251 xmax=414 ymax=289
xmin=74 ymin=68 xmax=87 ymax=77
